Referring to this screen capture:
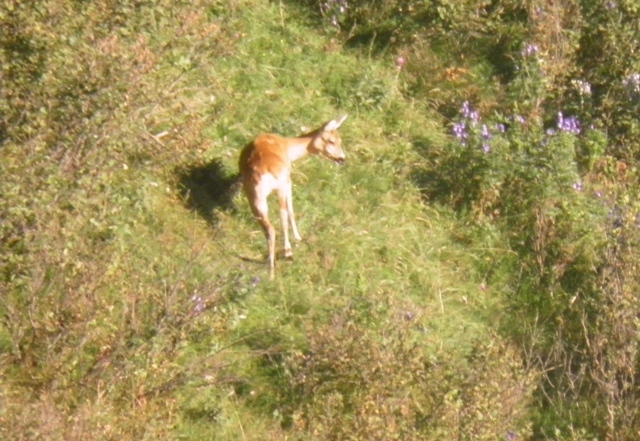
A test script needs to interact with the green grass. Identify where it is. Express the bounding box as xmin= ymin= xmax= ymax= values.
xmin=1 ymin=1 xmax=532 ymax=439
